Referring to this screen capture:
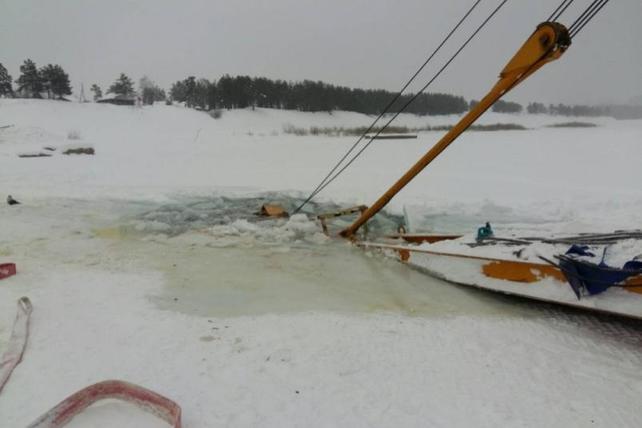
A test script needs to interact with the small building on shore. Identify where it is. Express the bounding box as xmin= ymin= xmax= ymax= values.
xmin=96 ymin=94 xmax=138 ymax=106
